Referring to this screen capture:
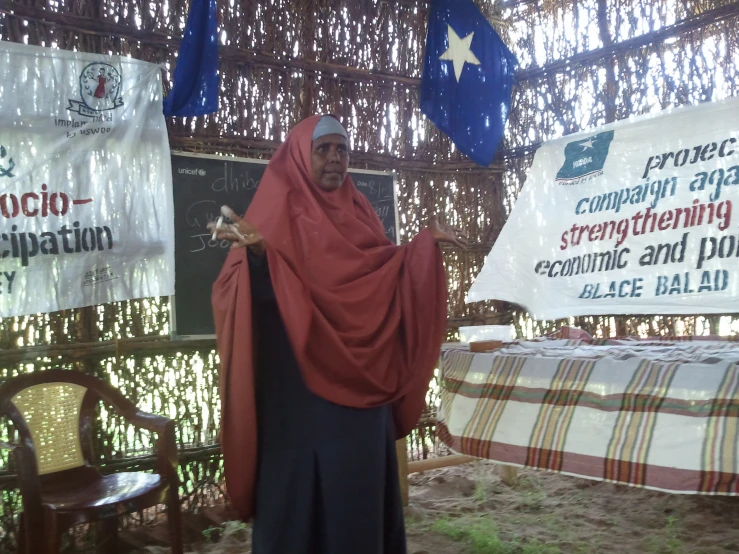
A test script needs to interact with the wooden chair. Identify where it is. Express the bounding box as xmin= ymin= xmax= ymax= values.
xmin=0 ymin=369 xmax=183 ymax=553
